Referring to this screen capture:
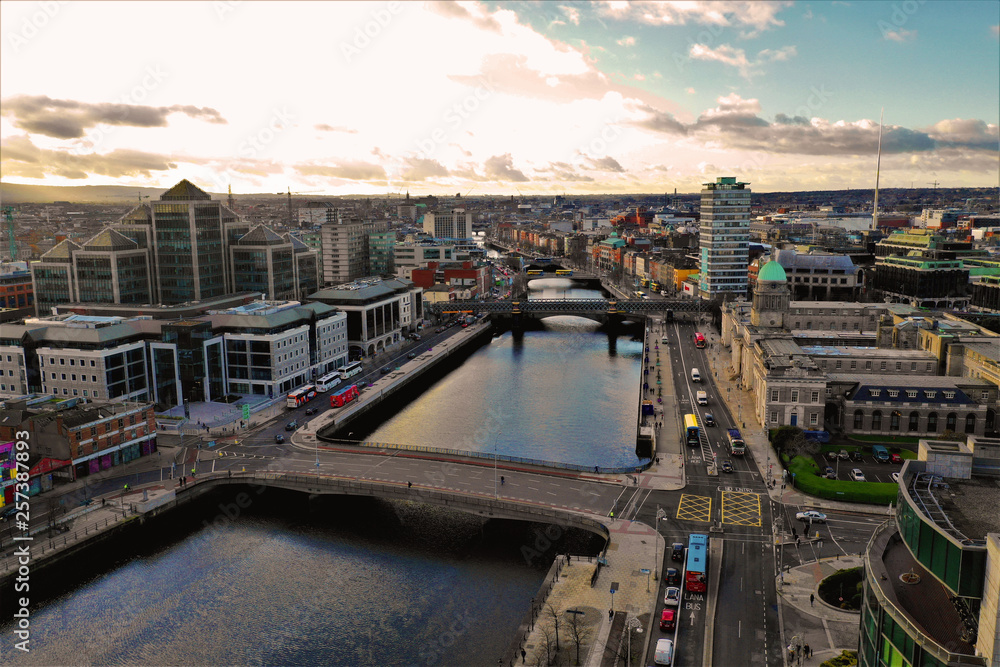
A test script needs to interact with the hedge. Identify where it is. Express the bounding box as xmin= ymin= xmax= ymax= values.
xmin=820 ymin=650 xmax=858 ymax=667
xmin=818 ymin=566 xmax=863 ymax=610
xmin=786 ymin=455 xmax=899 ymax=505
